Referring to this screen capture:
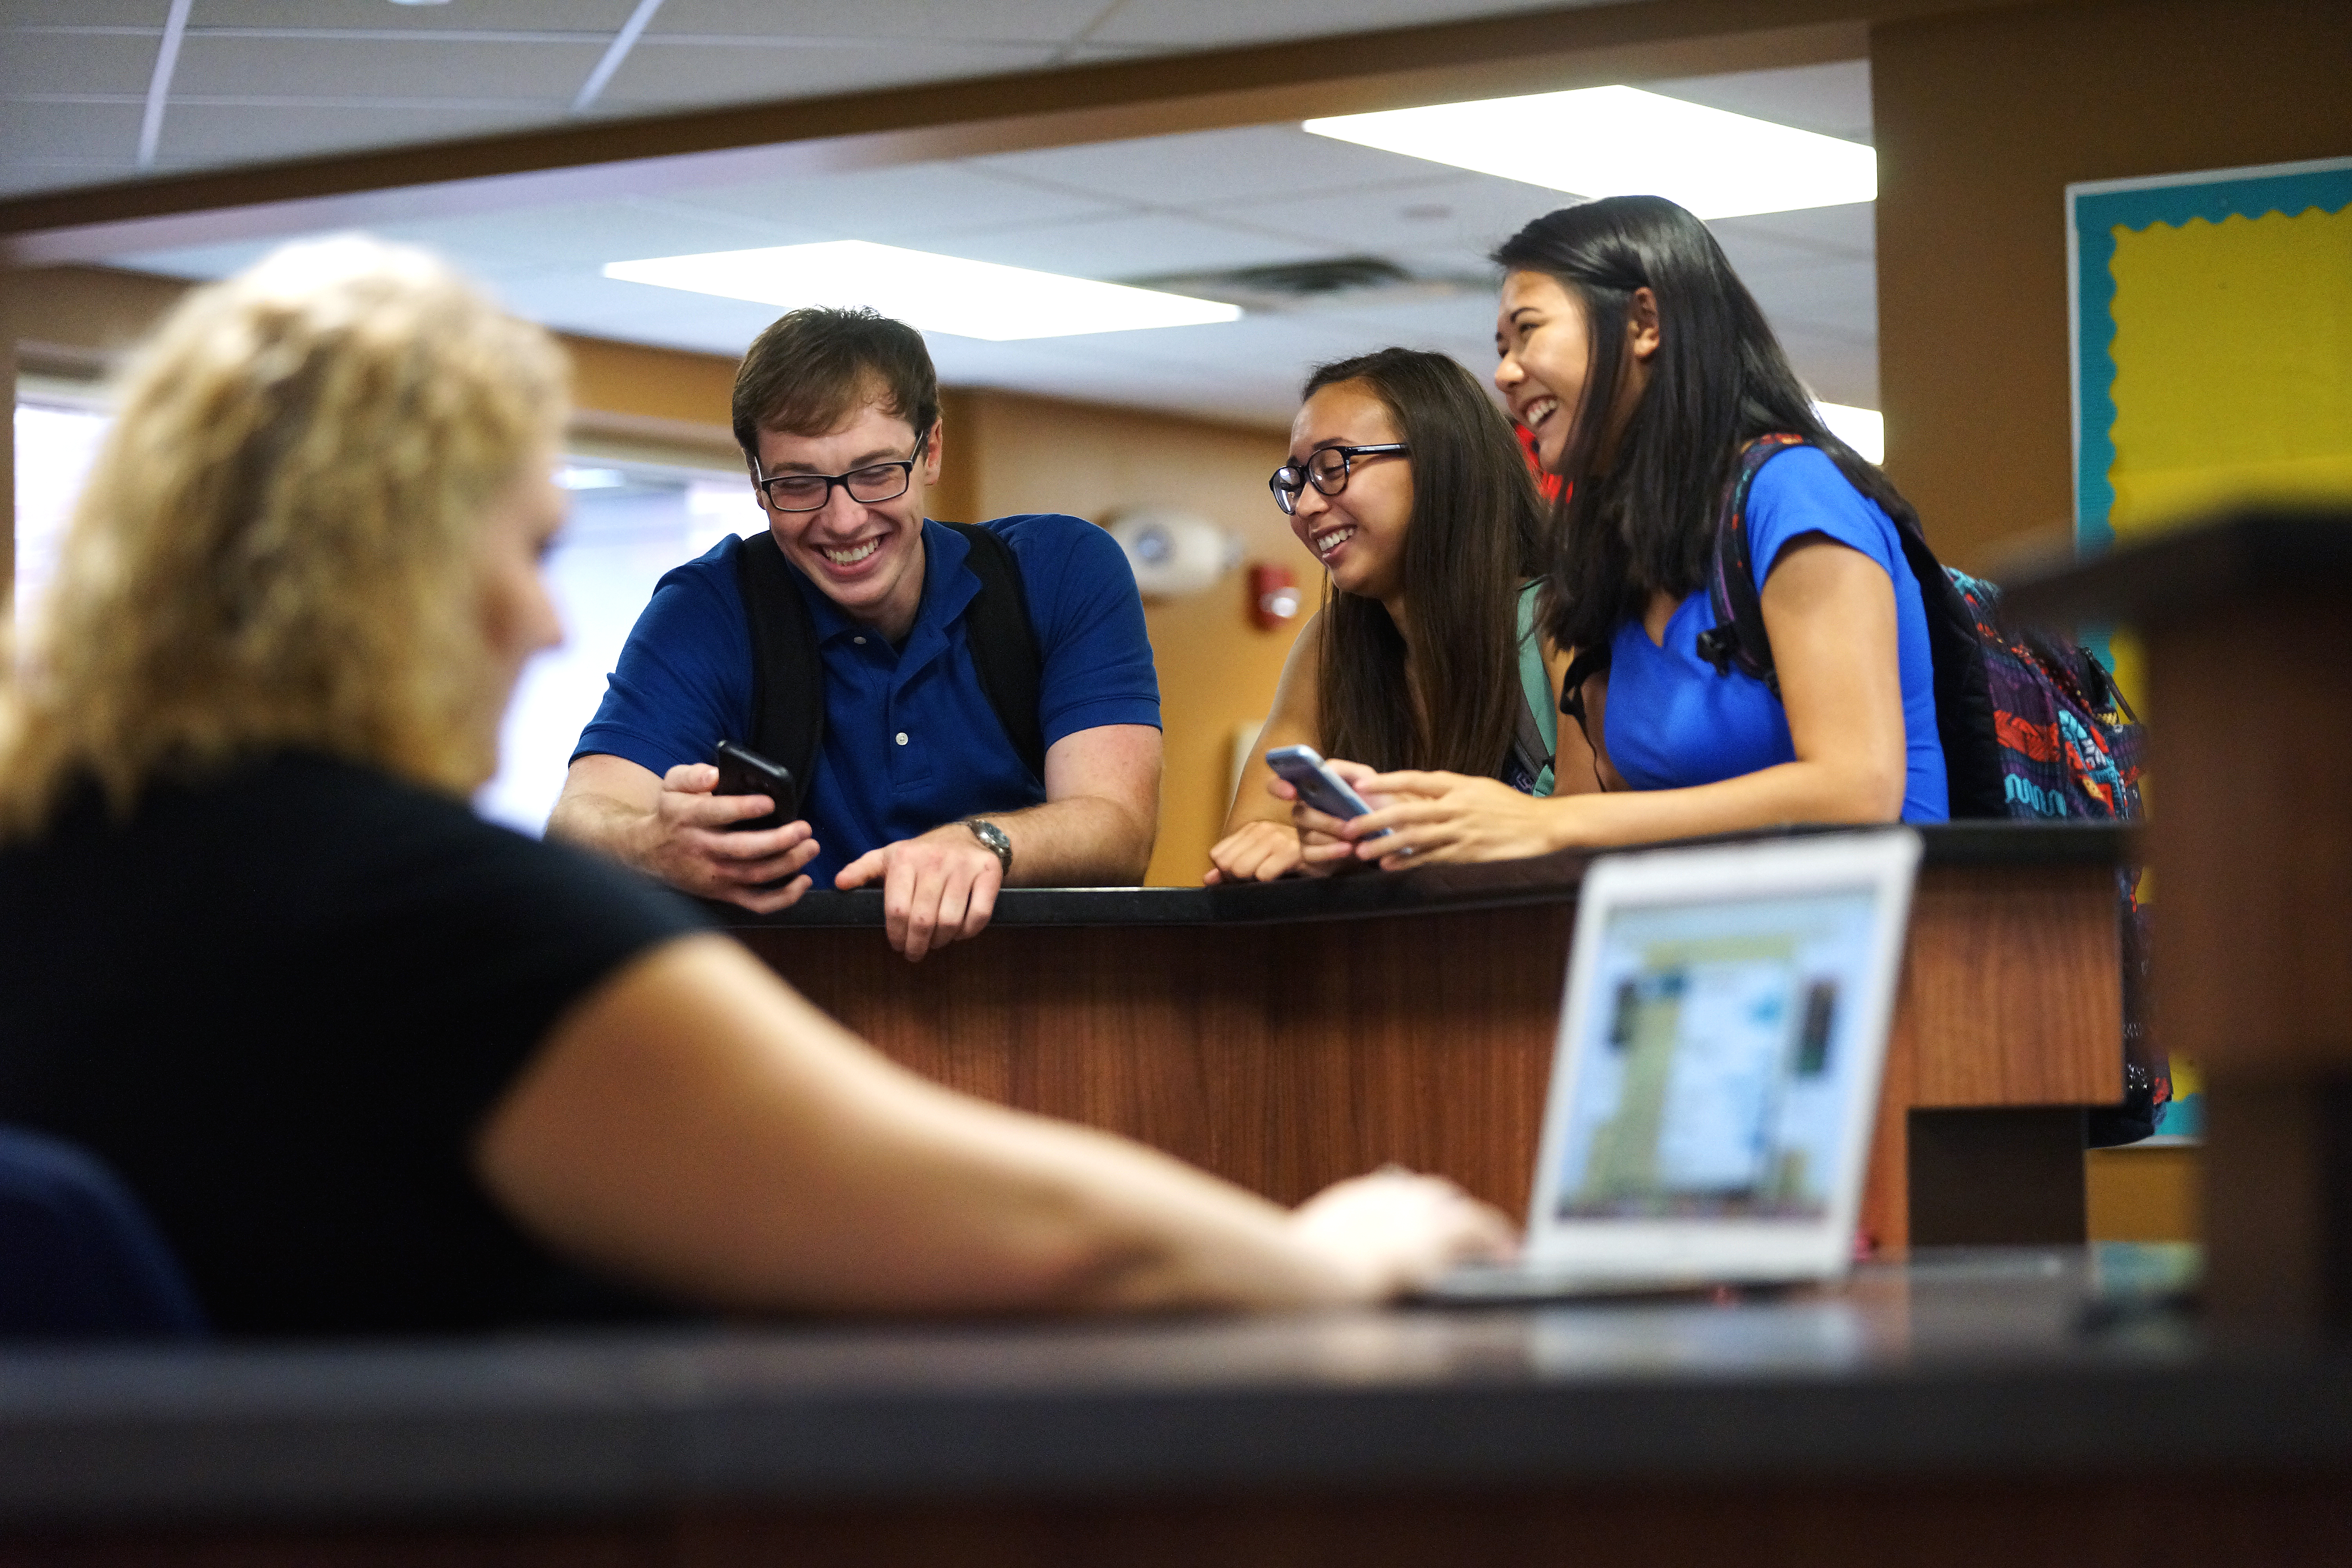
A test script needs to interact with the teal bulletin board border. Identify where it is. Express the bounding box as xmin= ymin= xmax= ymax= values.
xmin=2069 ymin=158 xmax=2352 ymax=555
